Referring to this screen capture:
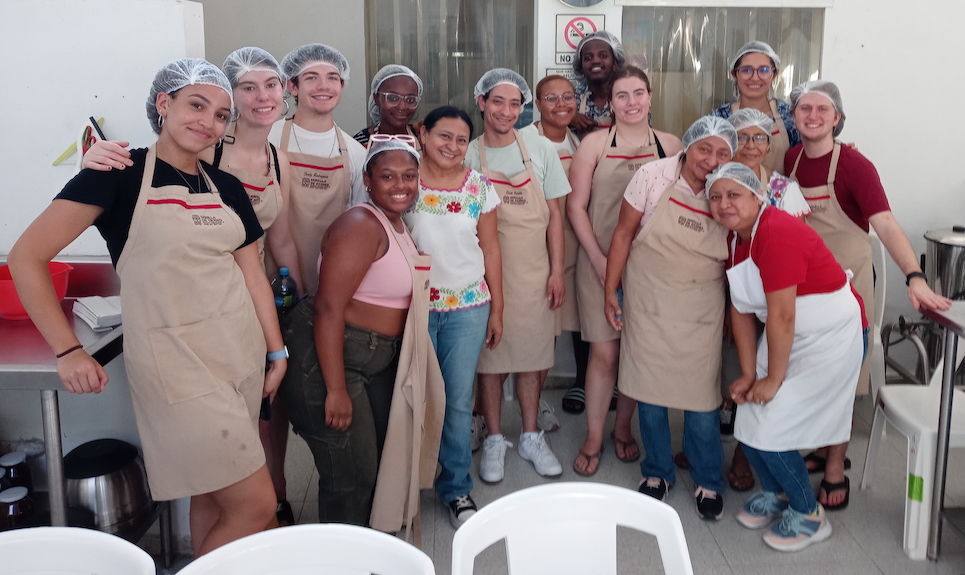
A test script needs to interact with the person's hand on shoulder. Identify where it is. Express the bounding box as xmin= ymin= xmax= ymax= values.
xmin=82 ymin=140 xmax=133 ymax=171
